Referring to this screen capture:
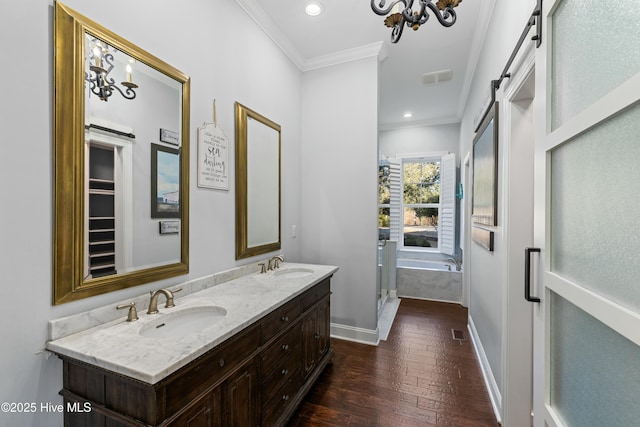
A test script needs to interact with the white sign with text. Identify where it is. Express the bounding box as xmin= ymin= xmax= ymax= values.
xmin=197 ymin=122 xmax=229 ymax=190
